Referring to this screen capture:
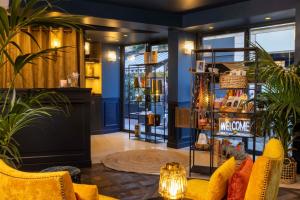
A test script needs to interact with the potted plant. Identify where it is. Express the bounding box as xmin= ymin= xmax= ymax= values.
xmin=248 ymin=44 xmax=300 ymax=183
xmin=0 ymin=0 xmax=82 ymax=167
